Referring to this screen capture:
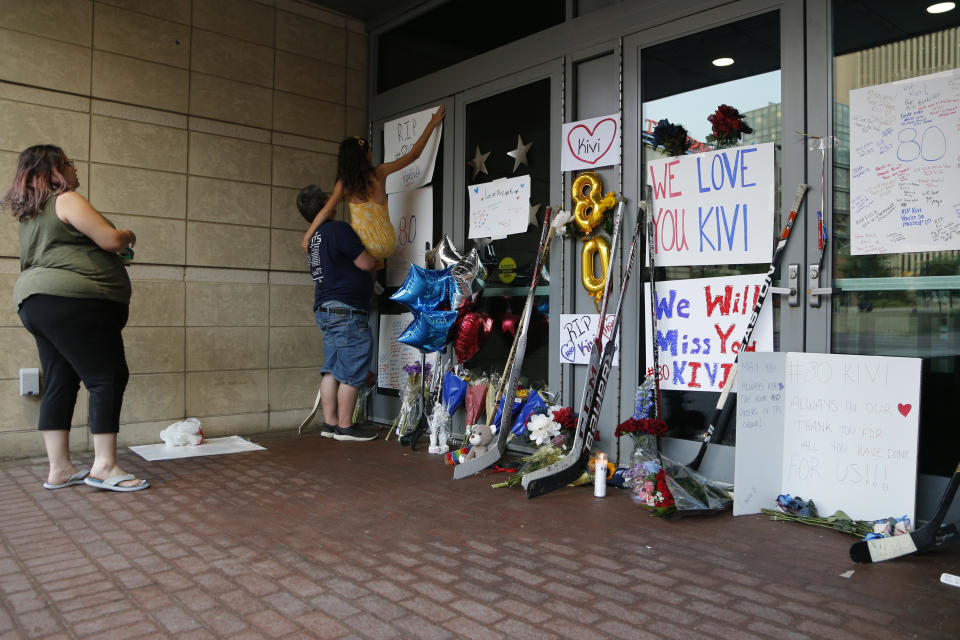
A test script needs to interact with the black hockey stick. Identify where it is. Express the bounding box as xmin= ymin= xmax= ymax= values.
xmin=687 ymin=183 xmax=809 ymax=471
xmin=850 ymin=458 xmax=960 ymax=563
xmin=523 ymin=194 xmax=644 ymax=498
xmin=453 ymin=208 xmax=555 ymax=479
xmin=645 ymin=183 xmax=666 ymax=450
